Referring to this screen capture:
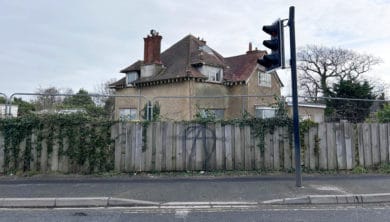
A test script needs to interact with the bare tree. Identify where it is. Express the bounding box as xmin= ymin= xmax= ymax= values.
xmin=93 ymin=78 xmax=117 ymax=119
xmin=93 ymin=78 xmax=116 ymax=106
xmin=34 ymin=87 xmax=62 ymax=111
xmin=297 ymin=45 xmax=381 ymax=100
